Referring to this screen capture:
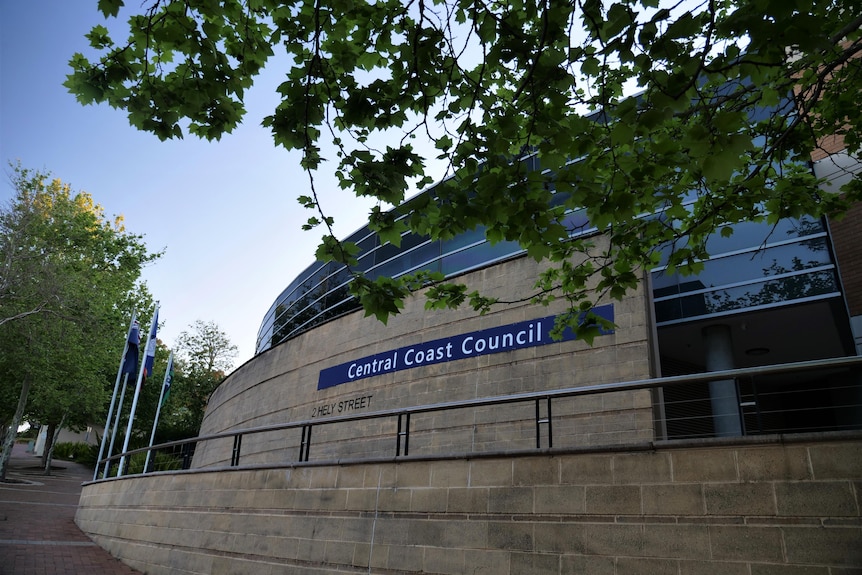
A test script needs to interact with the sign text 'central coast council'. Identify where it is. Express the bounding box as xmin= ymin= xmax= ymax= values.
xmin=317 ymin=305 xmax=614 ymax=390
